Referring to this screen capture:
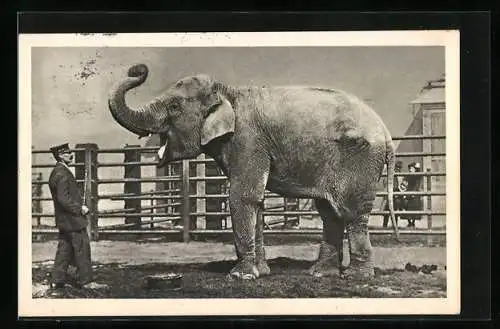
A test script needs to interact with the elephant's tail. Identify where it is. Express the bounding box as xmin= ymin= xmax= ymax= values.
xmin=385 ymin=130 xmax=400 ymax=239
